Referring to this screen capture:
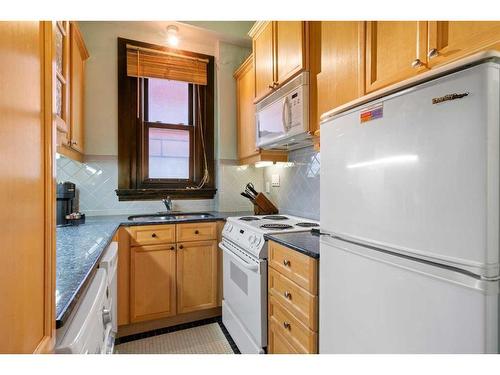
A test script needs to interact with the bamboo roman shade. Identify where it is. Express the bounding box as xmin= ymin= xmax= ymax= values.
xmin=126 ymin=44 xmax=208 ymax=85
